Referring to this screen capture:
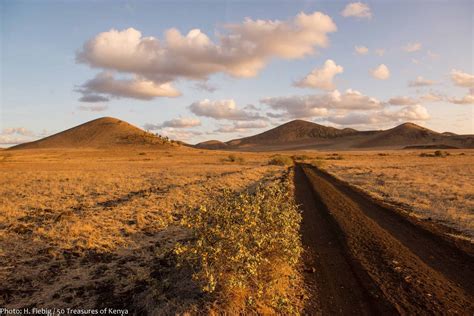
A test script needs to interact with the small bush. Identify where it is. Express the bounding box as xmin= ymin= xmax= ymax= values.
xmin=419 ymin=151 xmax=450 ymax=158
xmin=138 ymin=152 xmax=146 ymax=156
xmin=269 ymin=155 xmax=293 ymax=166
xmin=174 ymin=179 xmax=303 ymax=313
xmin=227 ymin=154 xmax=245 ymax=163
